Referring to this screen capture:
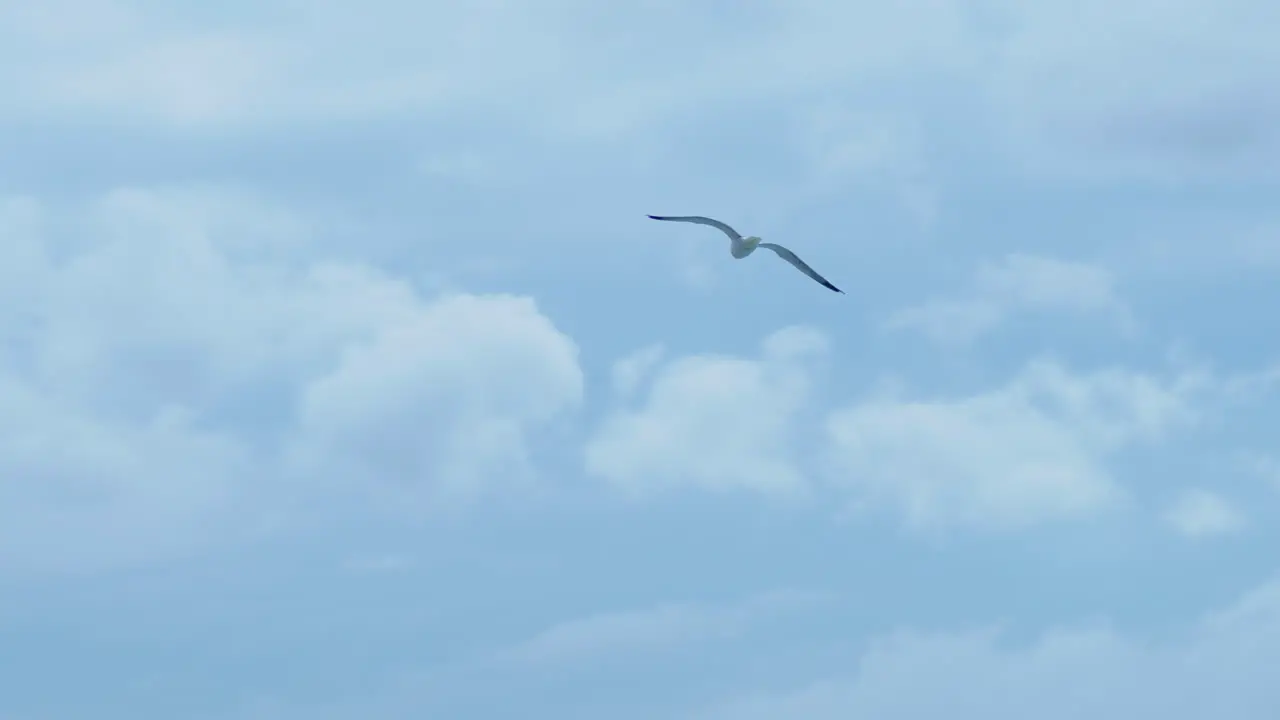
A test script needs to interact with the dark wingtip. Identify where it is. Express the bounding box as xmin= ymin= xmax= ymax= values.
xmin=647 ymin=214 xmax=662 ymax=220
